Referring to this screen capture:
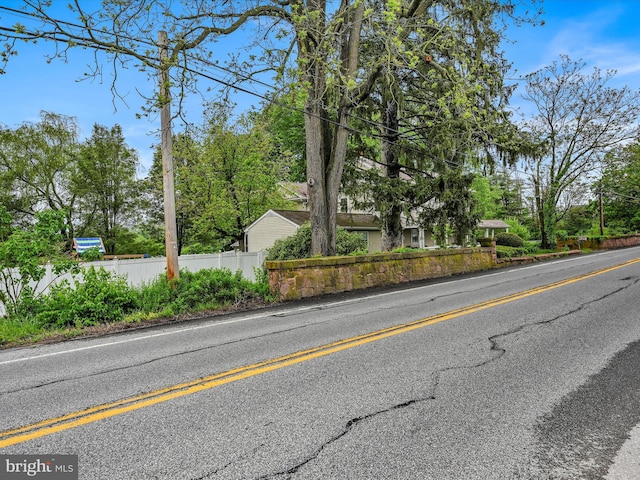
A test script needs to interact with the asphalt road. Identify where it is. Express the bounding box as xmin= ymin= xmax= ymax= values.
xmin=1 ymin=247 xmax=640 ymax=479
